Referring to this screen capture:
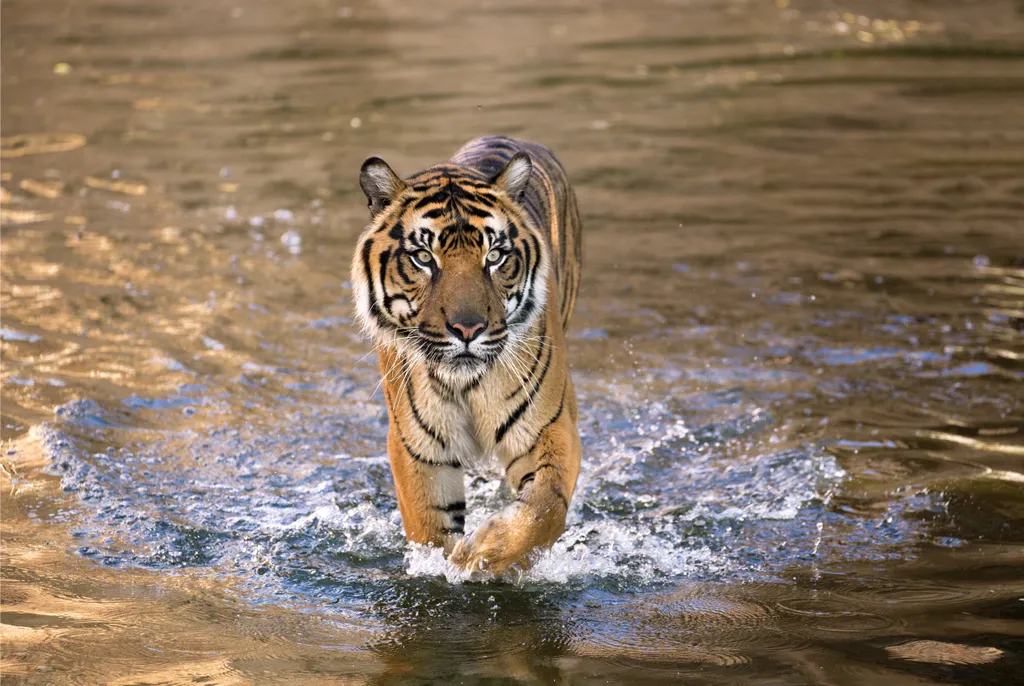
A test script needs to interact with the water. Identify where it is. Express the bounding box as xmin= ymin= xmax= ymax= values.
xmin=2 ymin=0 xmax=1023 ymax=682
